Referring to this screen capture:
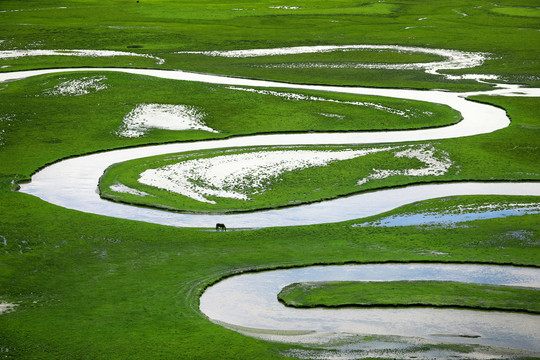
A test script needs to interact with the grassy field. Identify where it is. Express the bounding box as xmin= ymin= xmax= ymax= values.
xmin=98 ymin=96 xmax=539 ymax=213
xmin=1 ymin=0 xmax=539 ymax=89
xmin=0 ymin=71 xmax=461 ymax=178
xmin=0 ymin=0 xmax=539 ymax=359
xmin=278 ymin=280 xmax=540 ymax=313
xmin=0 ymin=189 xmax=539 ymax=358
xmin=98 ymin=143 xmax=449 ymax=213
